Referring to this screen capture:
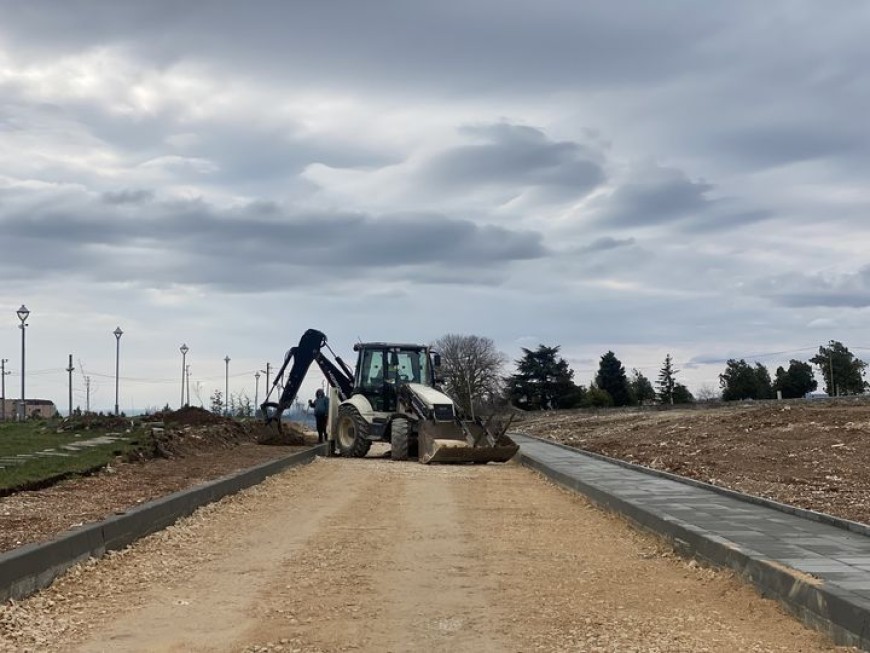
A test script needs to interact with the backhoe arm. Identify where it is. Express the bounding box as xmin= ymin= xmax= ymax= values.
xmin=261 ymin=329 xmax=353 ymax=425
